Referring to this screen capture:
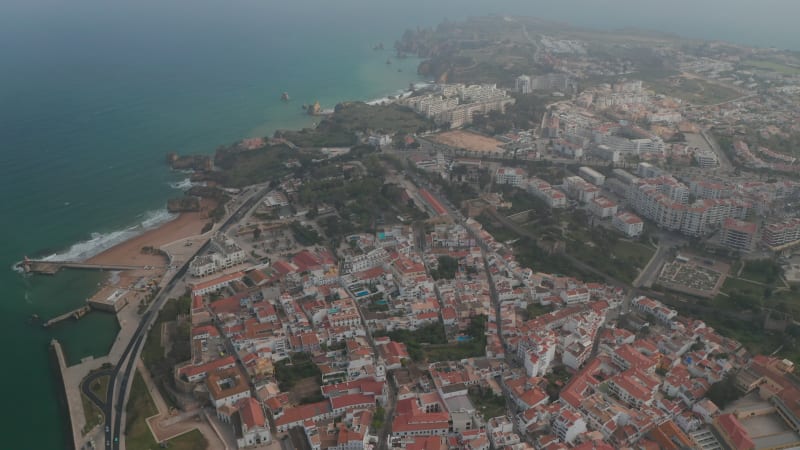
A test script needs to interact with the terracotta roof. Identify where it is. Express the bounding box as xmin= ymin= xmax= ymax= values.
xmin=191 ymin=271 xmax=244 ymax=292
xmin=275 ymin=401 xmax=331 ymax=428
xmin=237 ymin=397 xmax=266 ymax=429
xmin=716 ymin=414 xmax=754 ymax=450
xmin=178 ymin=355 xmax=236 ymax=378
